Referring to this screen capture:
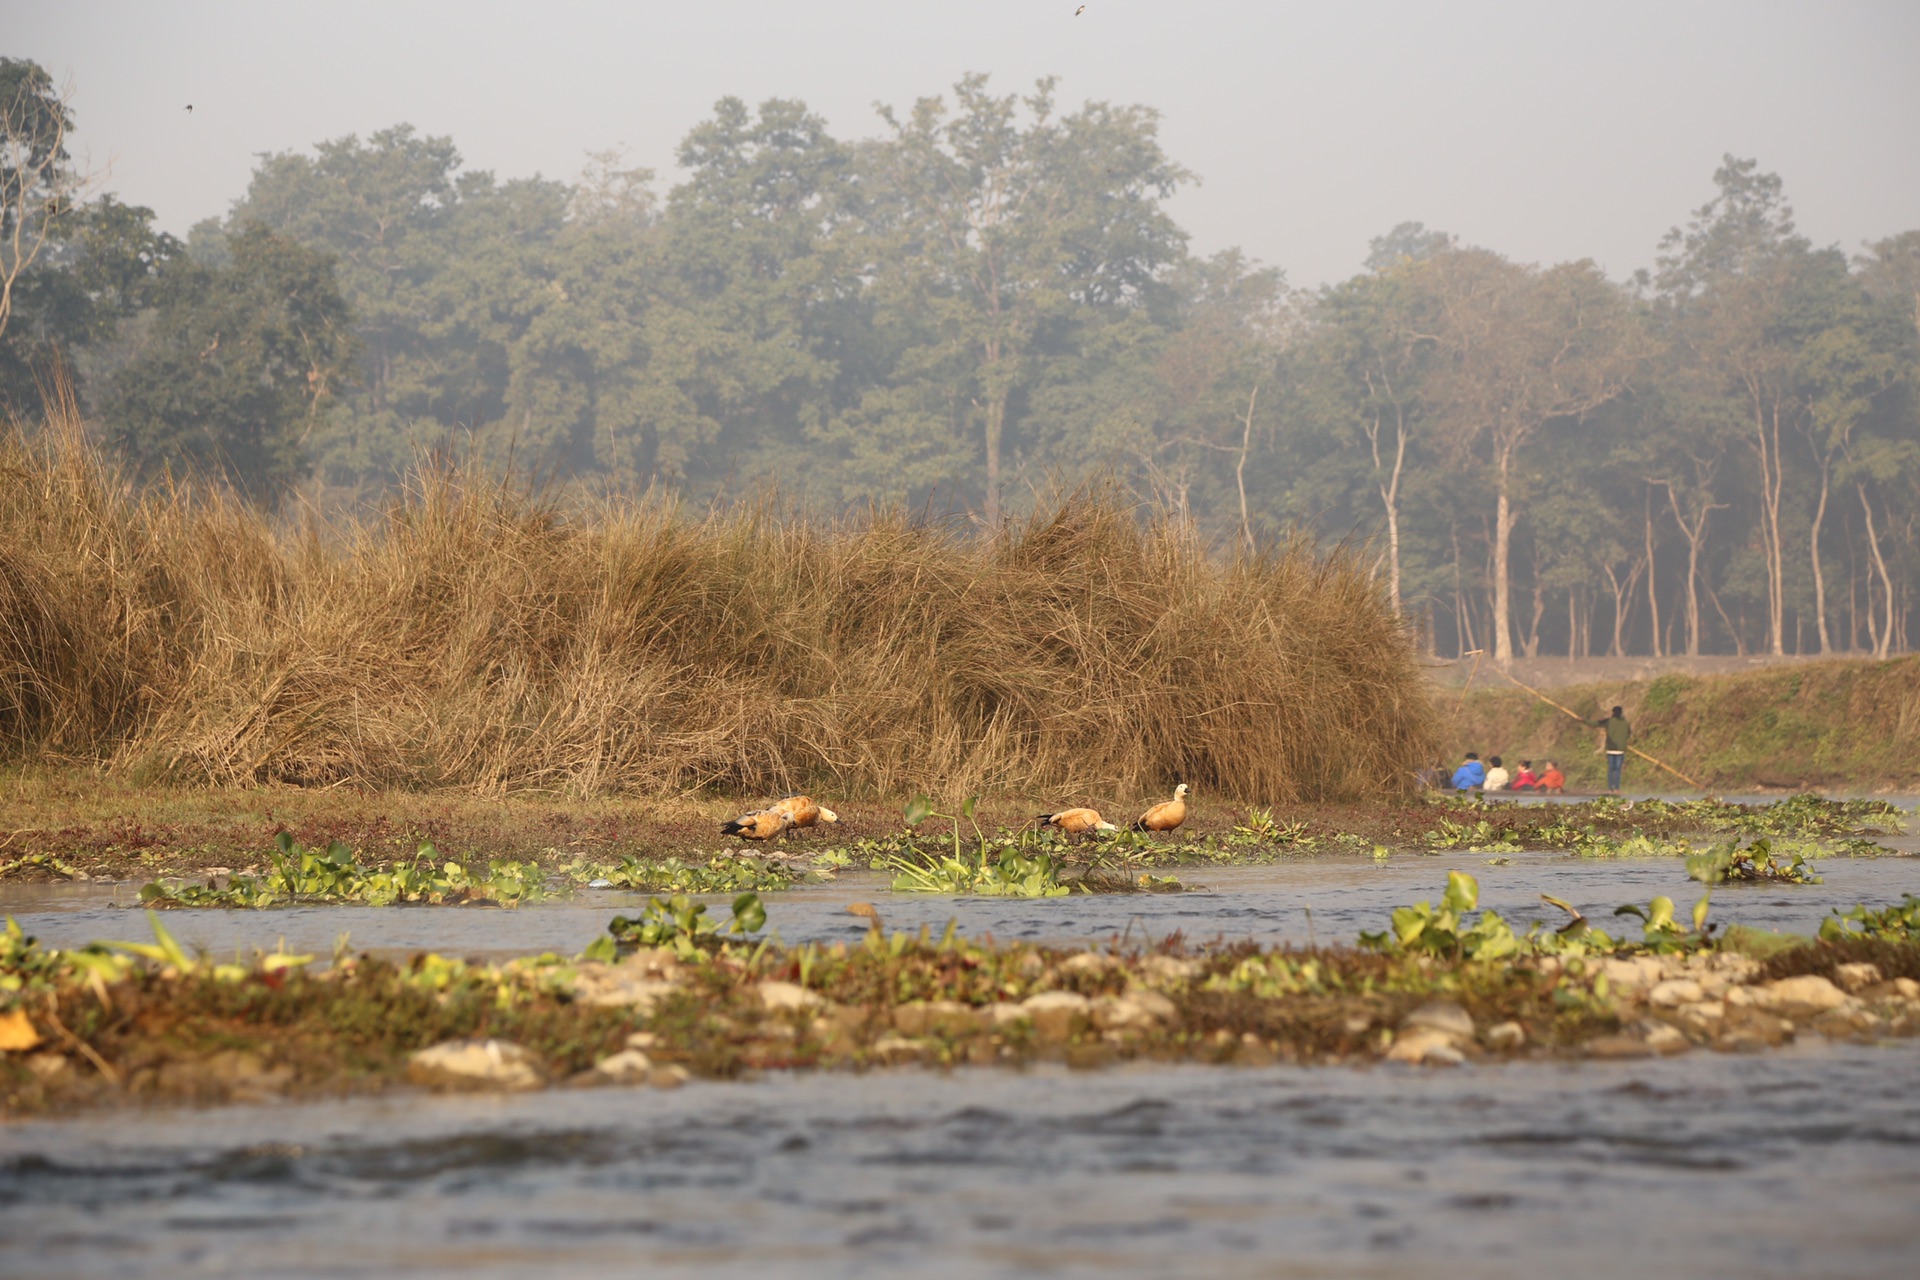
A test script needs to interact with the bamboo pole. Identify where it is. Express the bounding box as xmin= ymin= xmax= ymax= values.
xmin=1492 ymin=667 xmax=1705 ymax=790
